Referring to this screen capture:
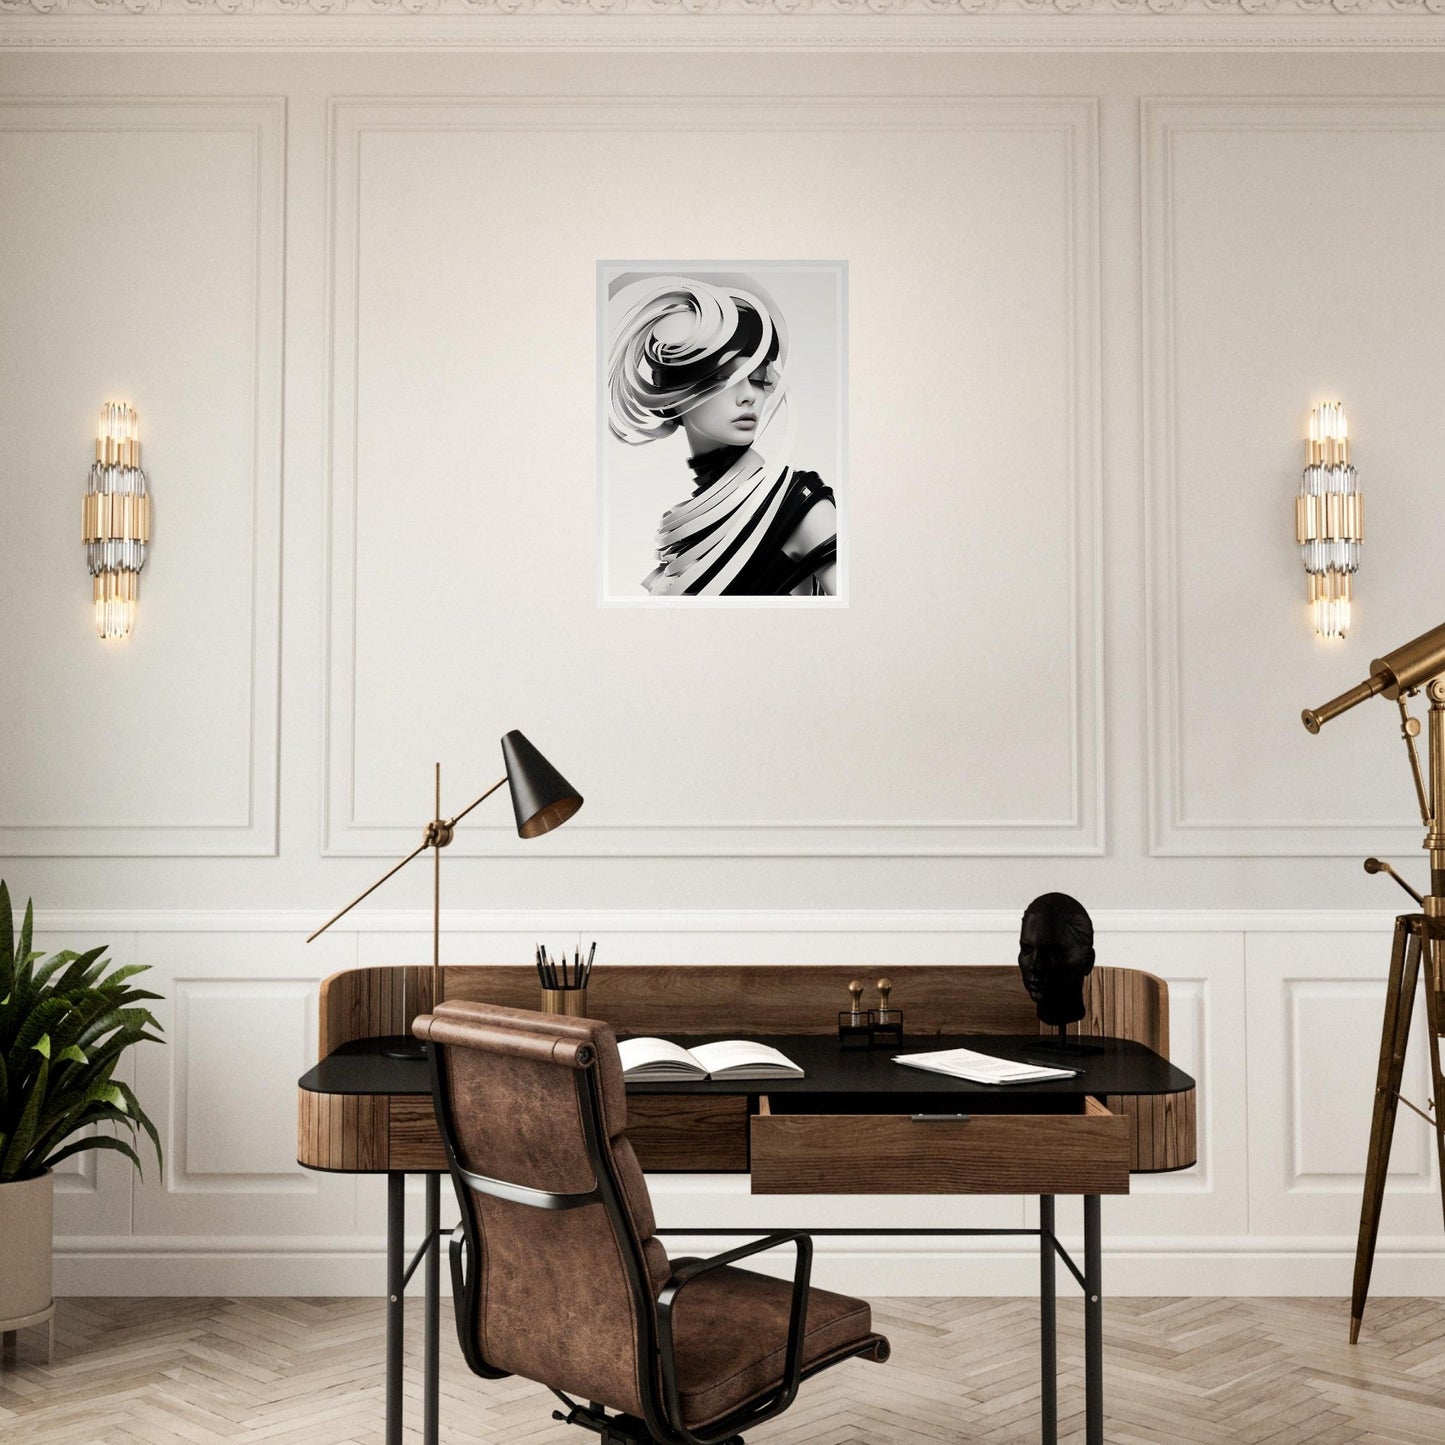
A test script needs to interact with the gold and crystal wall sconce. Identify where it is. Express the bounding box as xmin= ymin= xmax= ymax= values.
xmin=83 ymin=402 xmax=150 ymax=640
xmin=1297 ymin=401 xmax=1362 ymax=640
